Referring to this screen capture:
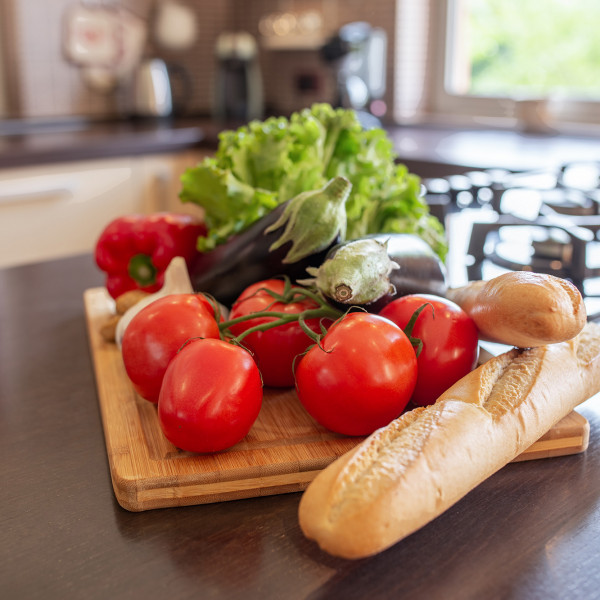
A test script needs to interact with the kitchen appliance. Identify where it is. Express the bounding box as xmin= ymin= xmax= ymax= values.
xmin=131 ymin=58 xmax=172 ymax=117
xmin=213 ymin=32 xmax=263 ymax=122
xmin=129 ymin=58 xmax=190 ymax=118
xmin=423 ymin=161 xmax=600 ymax=304
xmin=321 ymin=22 xmax=387 ymax=127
